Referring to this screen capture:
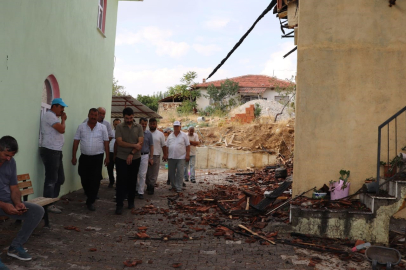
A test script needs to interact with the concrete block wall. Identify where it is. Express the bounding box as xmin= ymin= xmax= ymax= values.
xmin=230 ymin=104 xmax=255 ymax=123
